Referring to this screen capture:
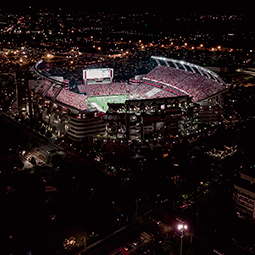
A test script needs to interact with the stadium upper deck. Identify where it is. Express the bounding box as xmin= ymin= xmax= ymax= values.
xmin=30 ymin=60 xmax=92 ymax=112
xmin=35 ymin=80 xmax=90 ymax=112
xmin=143 ymin=56 xmax=228 ymax=103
